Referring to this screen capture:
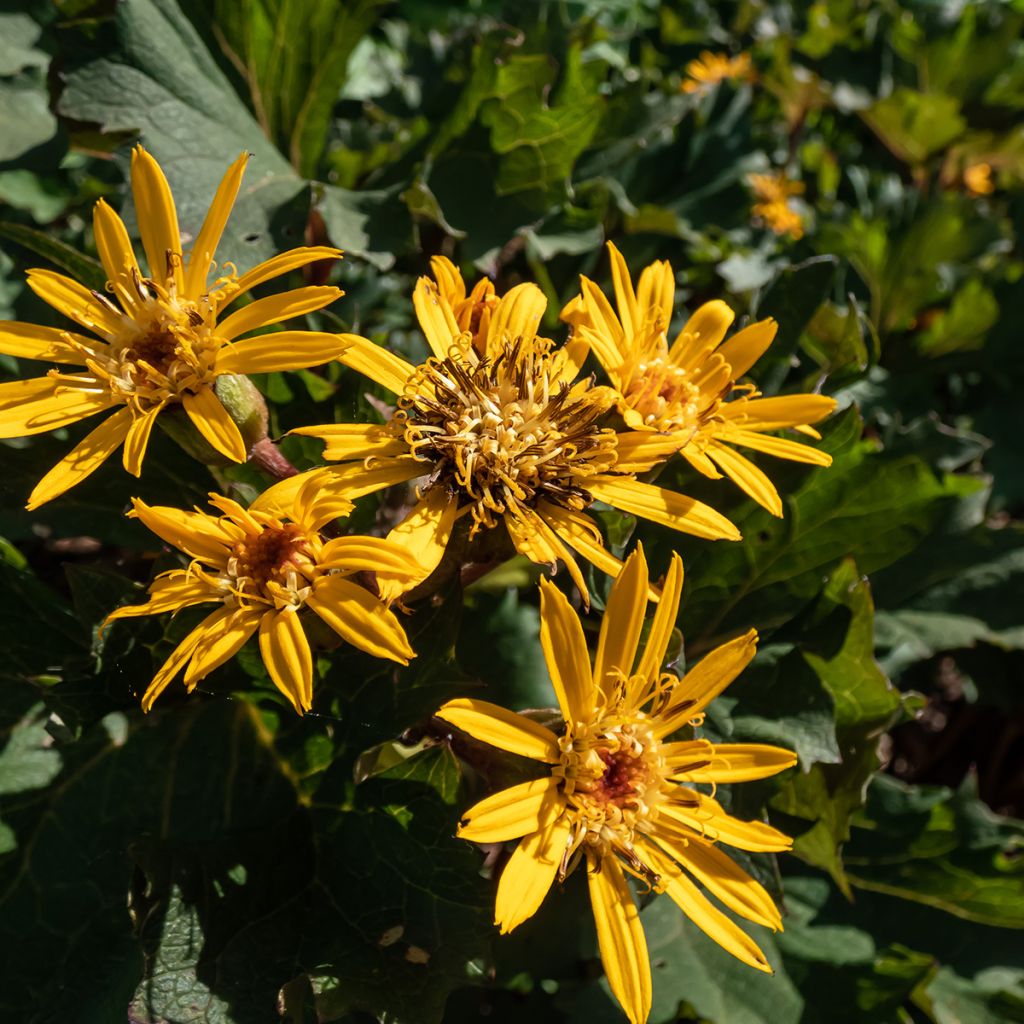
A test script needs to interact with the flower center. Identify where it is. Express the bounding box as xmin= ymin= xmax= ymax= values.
xmin=623 ymin=357 xmax=703 ymax=434
xmin=394 ymin=342 xmax=617 ymax=533
xmin=225 ymin=524 xmax=318 ymax=609
xmin=555 ymin=716 xmax=668 ymax=874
